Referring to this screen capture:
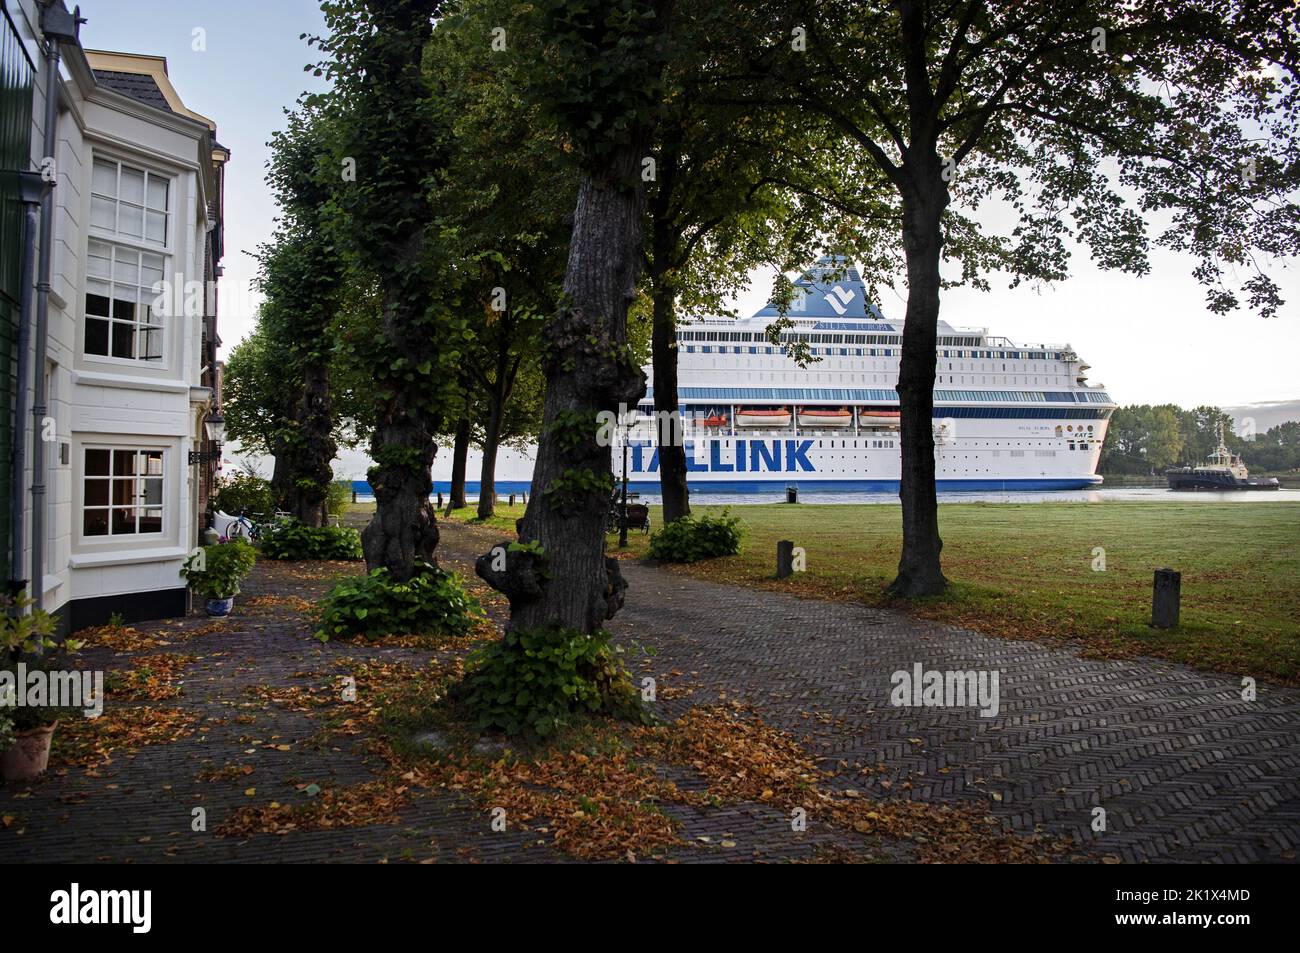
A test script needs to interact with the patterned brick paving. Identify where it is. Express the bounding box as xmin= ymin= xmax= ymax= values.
xmin=1 ymin=520 xmax=1296 ymax=863
xmin=609 ymin=561 xmax=1300 ymax=863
